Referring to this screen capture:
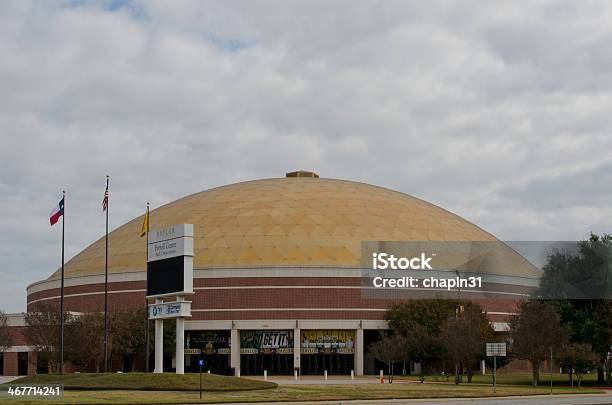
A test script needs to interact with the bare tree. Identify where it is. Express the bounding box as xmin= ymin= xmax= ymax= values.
xmin=368 ymin=333 xmax=406 ymax=383
xmin=0 ymin=310 xmax=12 ymax=351
xmin=510 ymin=300 xmax=568 ymax=386
xmin=24 ymin=302 xmax=74 ymax=373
